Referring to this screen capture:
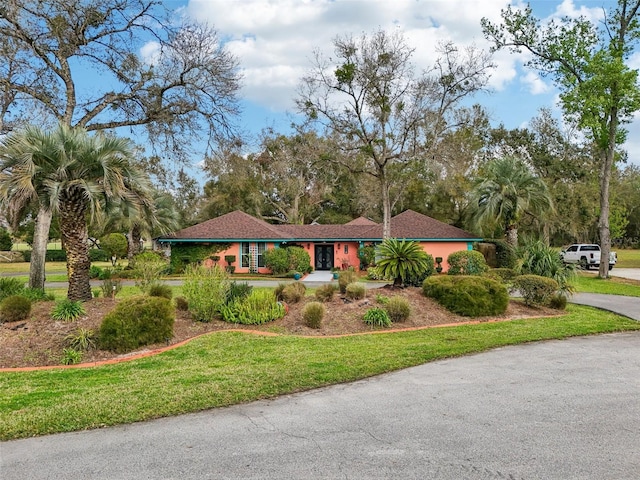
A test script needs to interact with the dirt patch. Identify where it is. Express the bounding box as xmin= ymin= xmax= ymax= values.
xmin=0 ymin=286 xmax=562 ymax=369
